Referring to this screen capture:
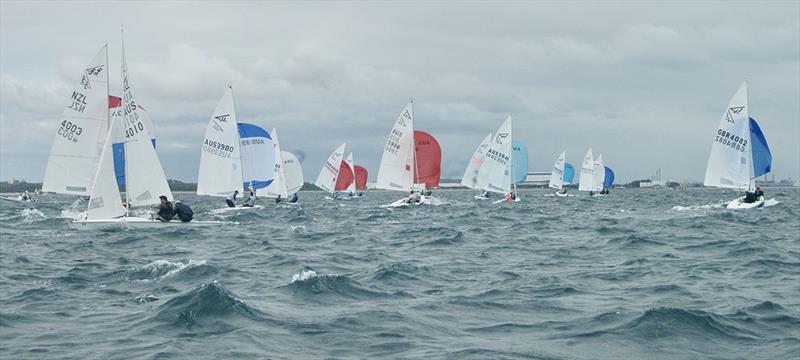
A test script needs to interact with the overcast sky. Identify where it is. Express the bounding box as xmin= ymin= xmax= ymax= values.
xmin=1 ymin=1 xmax=798 ymax=183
